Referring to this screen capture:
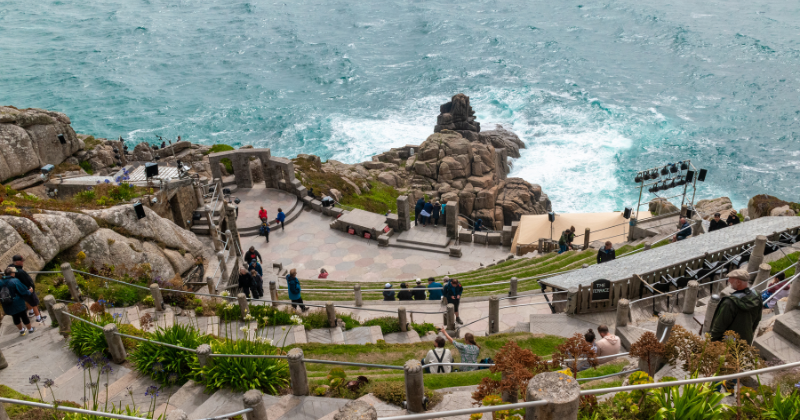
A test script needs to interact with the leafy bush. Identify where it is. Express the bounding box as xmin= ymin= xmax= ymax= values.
xmin=142 ymin=295 xmax=155 ymax=307
xmin=411 ymin=322 xmax=438 ymax=336
xmin=649 ymin=380 xmax=728 ymax=420
xmin=369 ymin=381 xmax=441 ymax=409
xmin=130 ymin=324 xmax=211 ymax=386
xmin=204 ymin=144 xmax=235 ymax=155
xmin=362 ymin=316 xmax=401 ymax=335
xmin=193 ymin=338 xmax=289 ymax=394
xmin=67 ymin=313 xmax=115 ymax=357
xmin=79 ymin=161 xmax=94 ymax=174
